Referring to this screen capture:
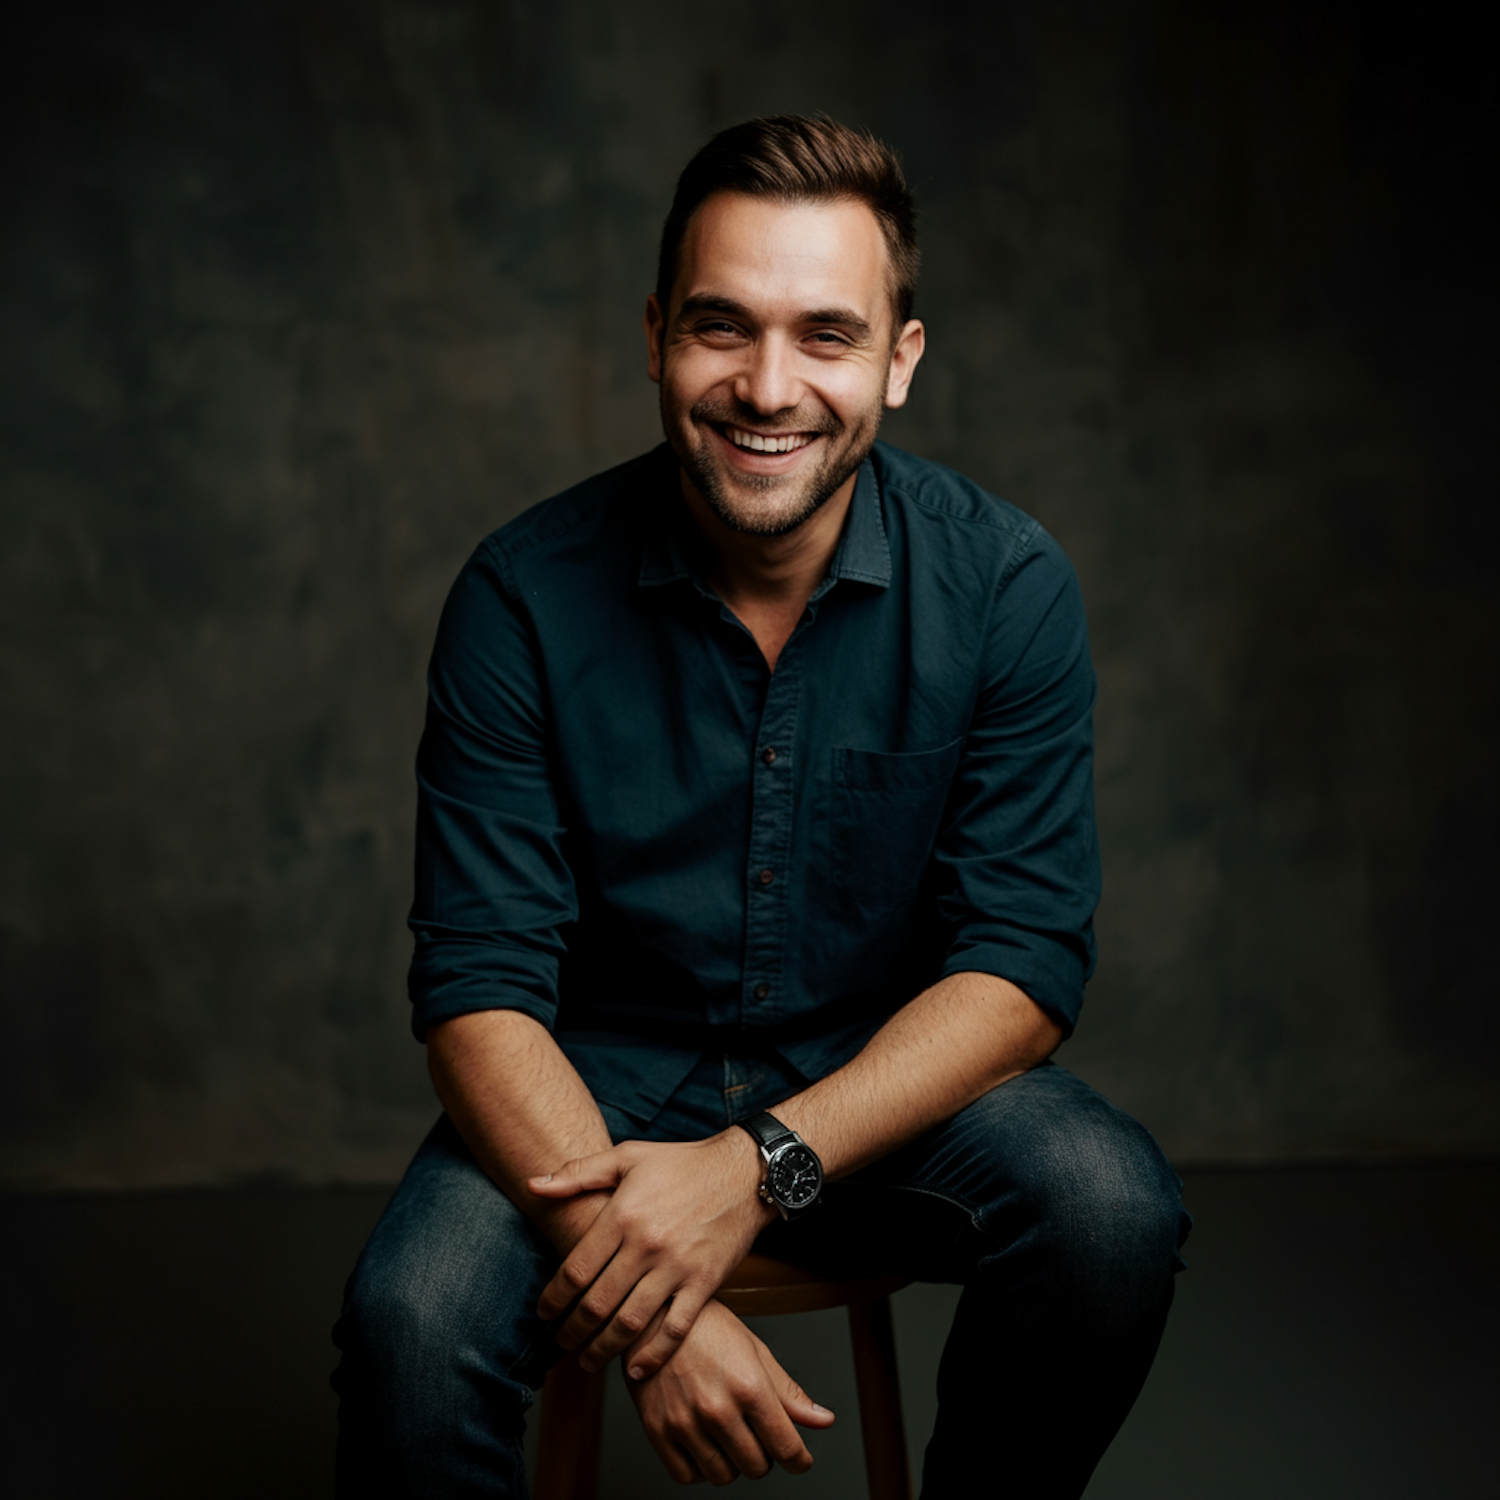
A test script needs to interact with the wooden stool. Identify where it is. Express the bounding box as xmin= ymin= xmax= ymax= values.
xmin=534 ymin=1252 xmax=913 ymax=1500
